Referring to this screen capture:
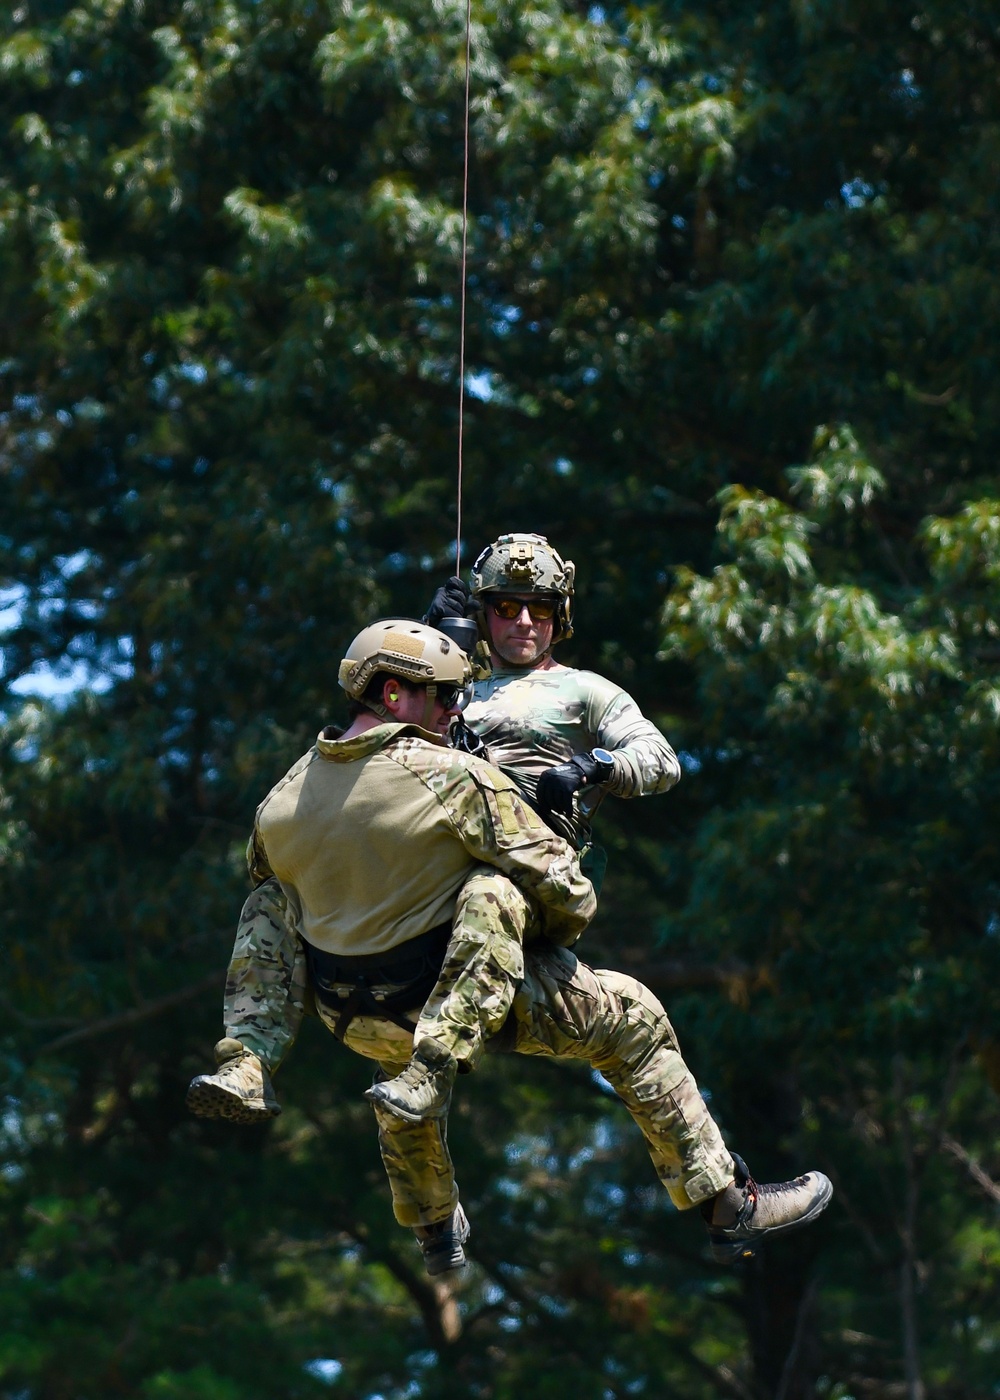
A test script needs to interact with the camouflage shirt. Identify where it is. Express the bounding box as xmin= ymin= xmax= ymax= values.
xmin=464 ymin=663 xmax=680 ymax=845
xmin=247 ymin=722 xmax=595 ymax=956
